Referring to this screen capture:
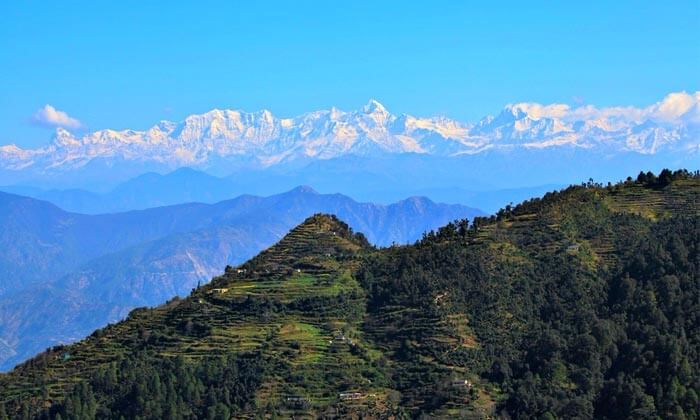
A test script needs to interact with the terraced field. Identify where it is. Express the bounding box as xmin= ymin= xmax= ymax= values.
xmin=604 ymin=179 xmax=700 ymax=219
